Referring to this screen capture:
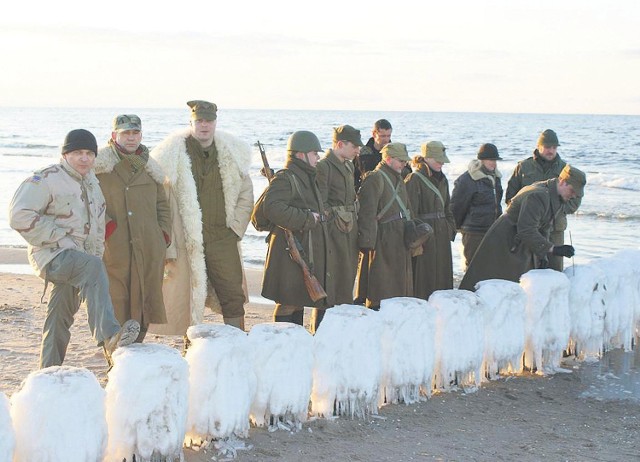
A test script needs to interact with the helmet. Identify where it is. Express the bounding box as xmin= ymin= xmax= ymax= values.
xmin=287 ymin=130 xmax=323 ymax=153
